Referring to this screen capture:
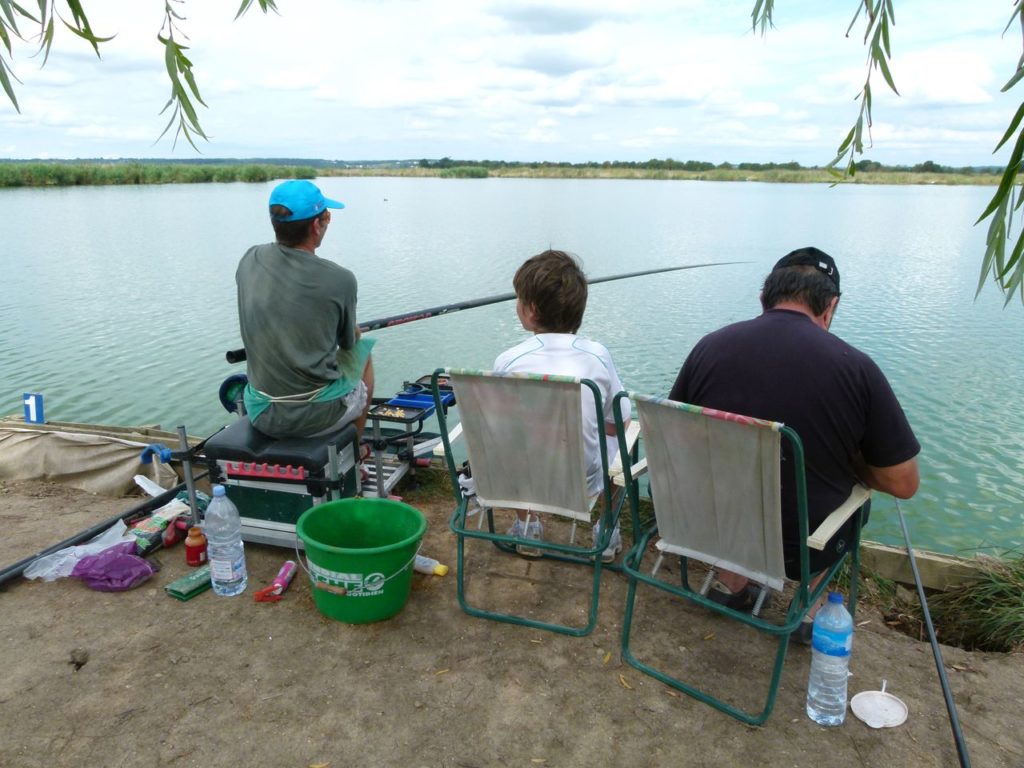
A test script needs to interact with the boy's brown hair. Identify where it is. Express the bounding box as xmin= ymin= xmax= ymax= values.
xmin=513 ymin=249 xmax=588 ymax=333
